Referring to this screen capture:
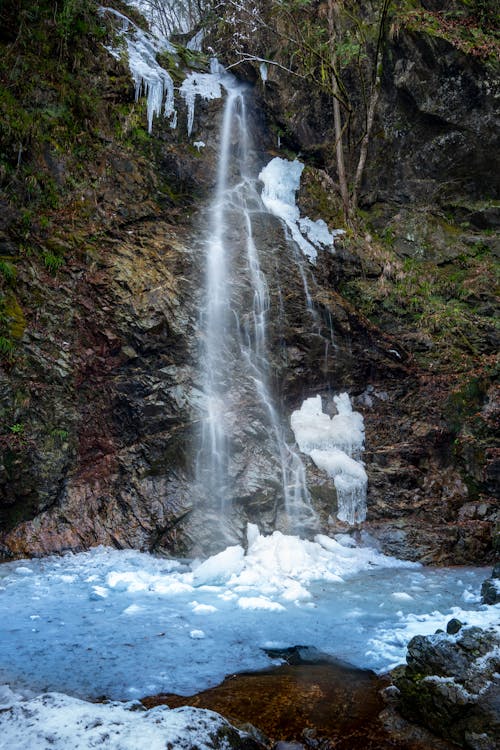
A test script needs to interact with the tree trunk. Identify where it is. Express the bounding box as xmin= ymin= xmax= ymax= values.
xmin=351 ymin=69 xmax=380 ymax=211
xmin=327 ymin=0 xmax=351 ymax=222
